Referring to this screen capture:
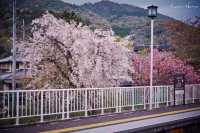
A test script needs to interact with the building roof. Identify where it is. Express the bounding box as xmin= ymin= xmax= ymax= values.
xmin=0 ymin=56 xmax=29 ymax=63
xmin=0 ymin=69 xmax=32 ymax=83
